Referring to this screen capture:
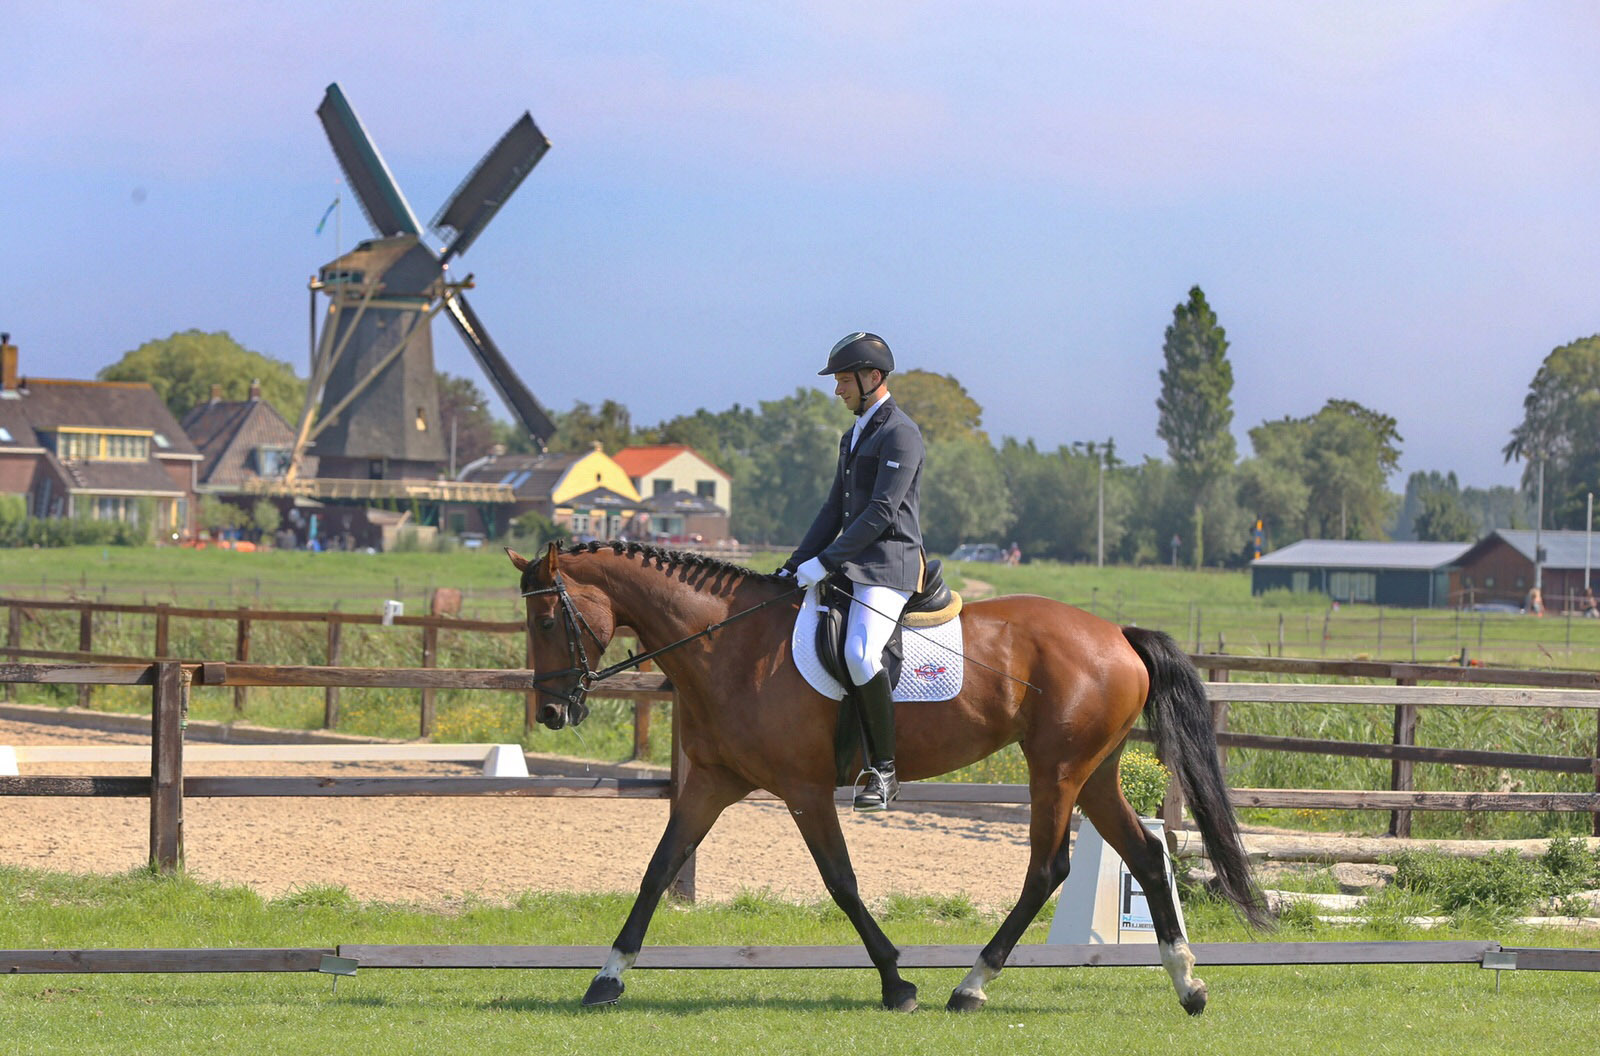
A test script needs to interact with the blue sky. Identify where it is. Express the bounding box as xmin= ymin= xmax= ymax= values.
xmin=5 ymin=1 xmax=1598 ymax=488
